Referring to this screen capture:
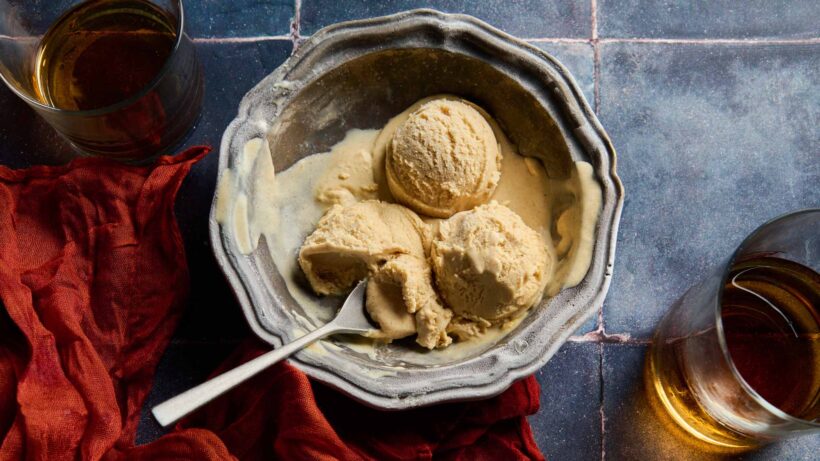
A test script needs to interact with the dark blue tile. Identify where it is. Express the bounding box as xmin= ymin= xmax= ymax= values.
xmin=173 ymin=40 xmax=293 ymax=341
xmin=188 ymin=40 xmax=294 ymax=148
xmin=599 ymin=43 xmax=820 ymax=339
xmin=136 ymin=342 xmax=237 ymax=444
xmin=16 ymin=0 xmax=79 ymax=33
xmin=0 ymin=85 xmax=74 ymax=169
xmin=300 ymin=0 xmax=591 ymax=38
xmin=530 ymin=342 xmax=602 ymax=461
xmin=598 ymin=0 xmax=820 ymax=39
xmin=3 ymin=2 xmax=294 ymax=38
xmin=602 ymin=344 xmax=820 ymax=460
xmin=185 ymin=0 xmax=294 ymax=38
xmin=529 ymin=42 xmax=595 ymax=105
